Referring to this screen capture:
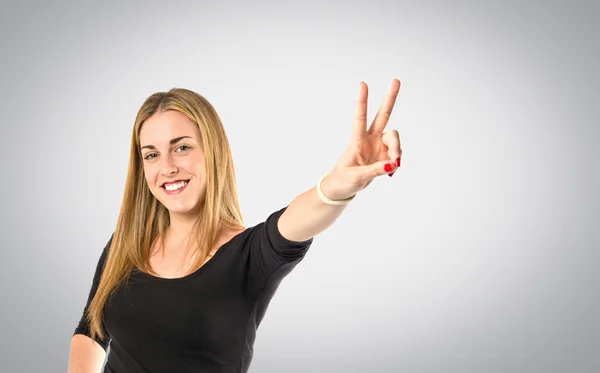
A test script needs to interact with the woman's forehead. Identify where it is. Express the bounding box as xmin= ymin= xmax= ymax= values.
xmin=140 ymin=111 xmax=200 ymax=144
